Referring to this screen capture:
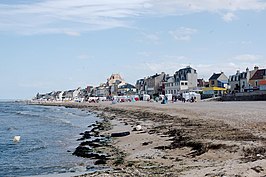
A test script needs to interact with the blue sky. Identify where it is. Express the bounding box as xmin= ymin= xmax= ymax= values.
xmin=1 ymin=0 xmax=266 ymax=99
